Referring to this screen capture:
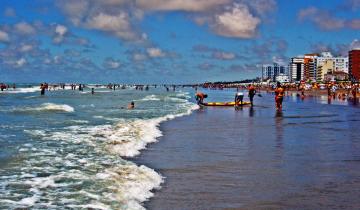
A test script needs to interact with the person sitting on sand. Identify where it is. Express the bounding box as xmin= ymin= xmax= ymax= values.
xmin=275 ymin=82 xmax=285 ymax=111
xmin=195 ymin=92 xmax=207 ymax=104
xmin=127 ymin=101 xmax=135 ymax=109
